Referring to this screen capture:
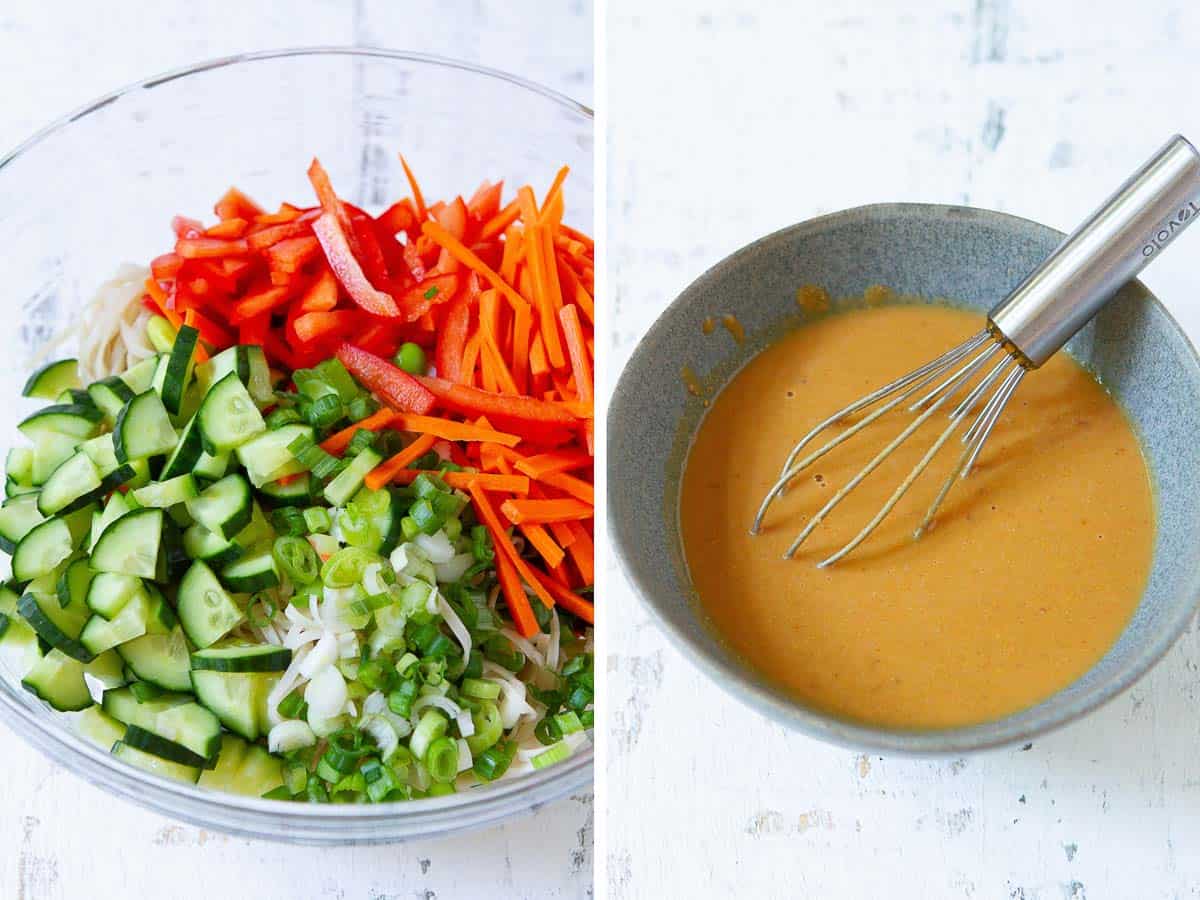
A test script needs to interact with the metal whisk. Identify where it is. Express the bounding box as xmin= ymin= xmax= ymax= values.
xmin=752 ymin=135 xmax=1200 ymax=566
